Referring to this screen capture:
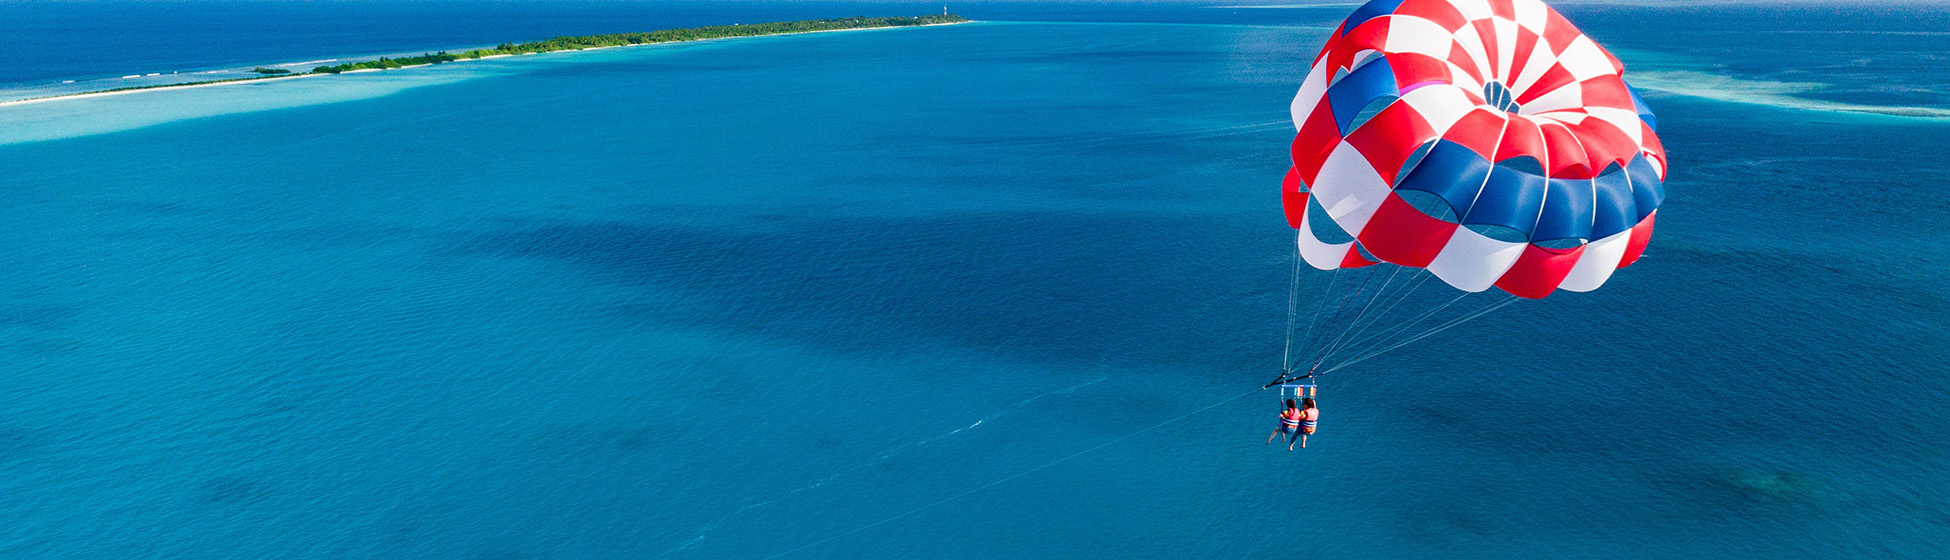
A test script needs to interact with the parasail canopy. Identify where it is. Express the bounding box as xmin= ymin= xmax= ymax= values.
xmin=1282 ymin=0 xmax=1666 ymax=299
